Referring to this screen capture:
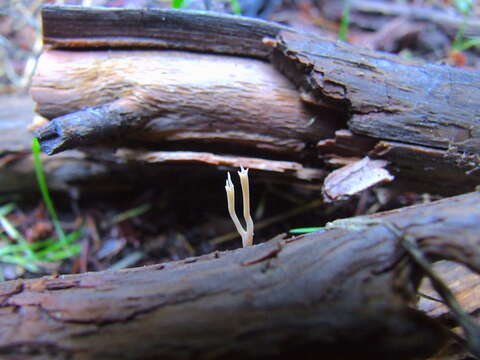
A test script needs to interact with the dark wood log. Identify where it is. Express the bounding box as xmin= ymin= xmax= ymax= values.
xmin=272 ymin=31 xmax=480 ymax=154
xmin=32 ymin=6 xmax=480 ymax=195
xmin=0 ymin=191 xmax=479 ymax=360
xmin=39 ymin=5 xmax=291 ymax=58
